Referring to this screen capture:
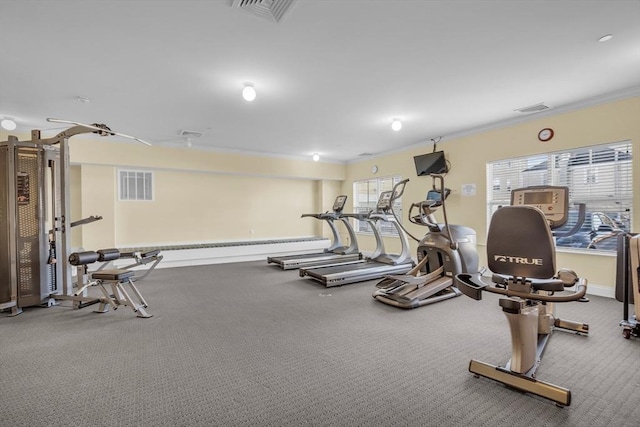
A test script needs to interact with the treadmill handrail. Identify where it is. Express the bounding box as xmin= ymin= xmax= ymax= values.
xmin=366 ymin=214 xmax=412 ymax=266
xmin=391 ymin=178 xmax=410 ymax=201
xmin=337 ymin=215 xmax=360 ymax=255
xmin=341 ymin=212 xmax=372 ymax=221
xmin=301 ymin=211 xmax=344 ymax=253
